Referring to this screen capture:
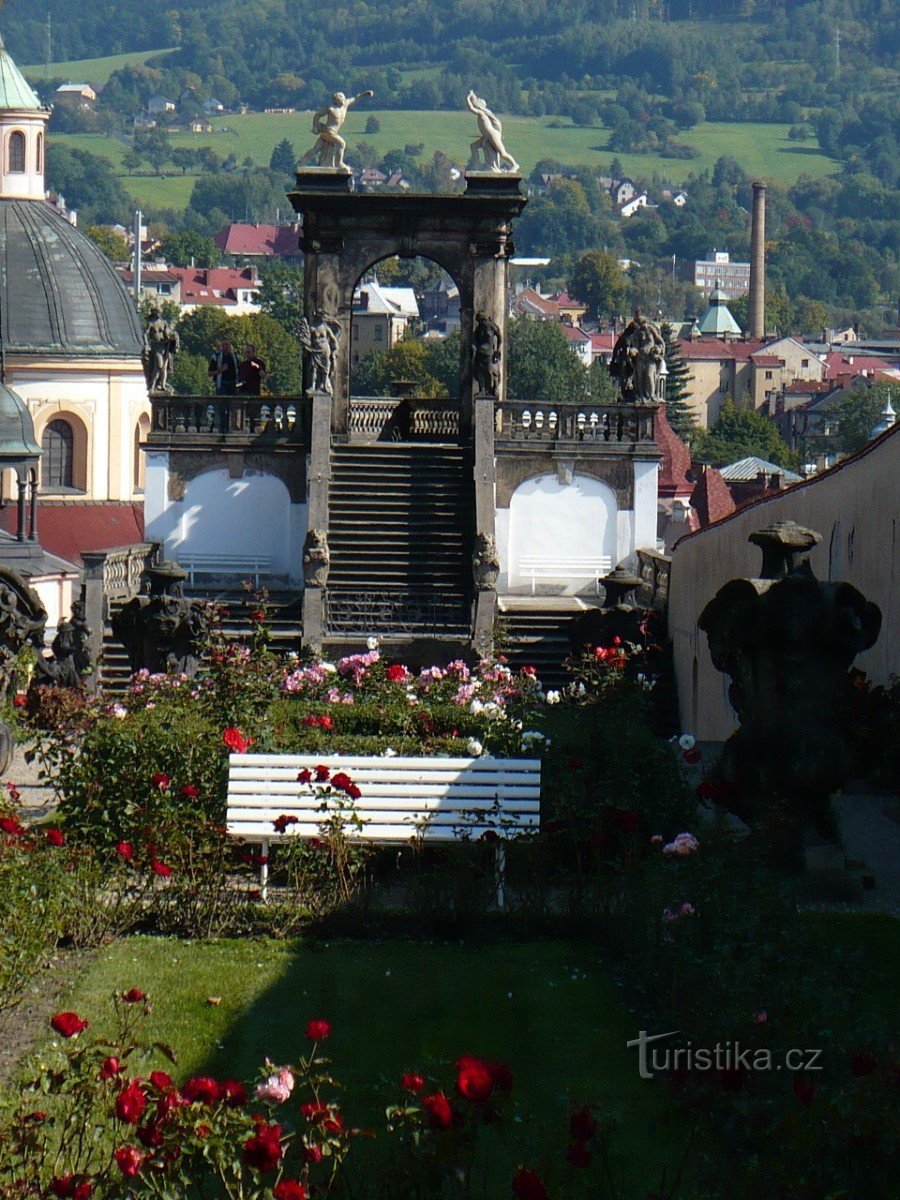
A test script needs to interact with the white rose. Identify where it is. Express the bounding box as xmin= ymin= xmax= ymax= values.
xmin=467 ymin=738 xmax=483 ymax=757
xmin=382 ymin=747 xmax=397 ymax=757
xmin=545 ymin=690 xmax=560 ymax=705
xmin=469 ymin=699 xmax=484 ymax=715
xmin=366 ymin=637 xmax=379 ymax=651
xmin=679 ymin=734 xmax=696 ymax=751
xmin=321 ymin=662 xmax=337 ymax=674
